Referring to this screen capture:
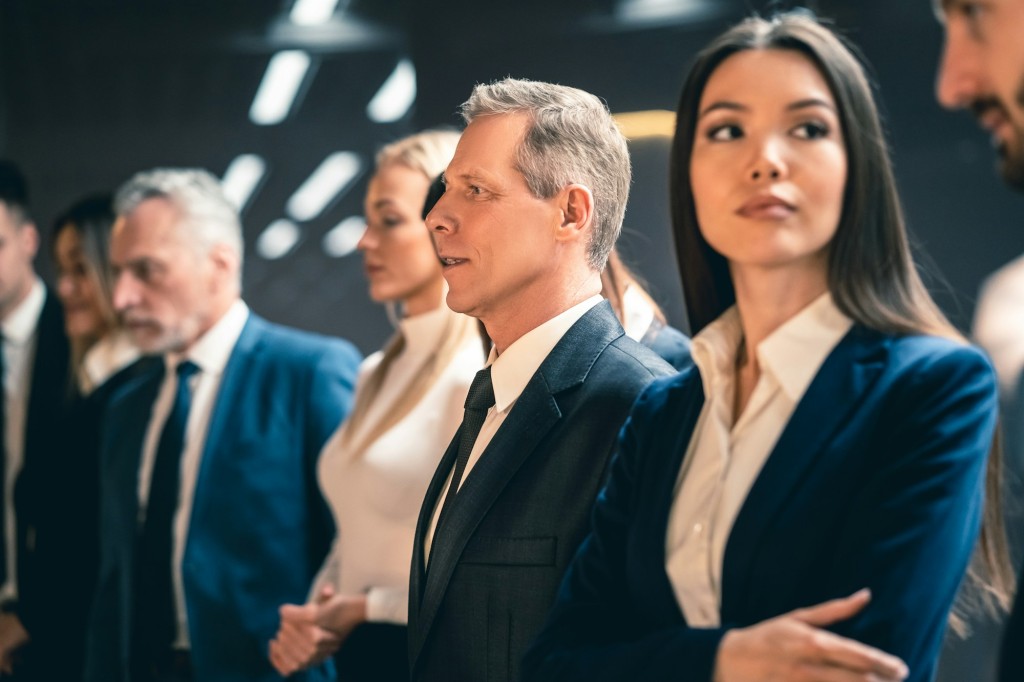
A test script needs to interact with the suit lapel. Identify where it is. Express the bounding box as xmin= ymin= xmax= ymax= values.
xmin=24 ymin=289 xmax=70 ymax=457
xmin=721 ymin=327 xmax=889 ymax=617
xmin=409 ymin=302 xmax=623 ymax=665
xmin=111 ymin=364 xmax=165 ymax=544
xmin=640 ymin=370 xmax=705 ymax=624
xmin=187 ymin=315 xmax=262 ymax=525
